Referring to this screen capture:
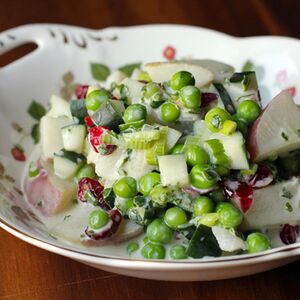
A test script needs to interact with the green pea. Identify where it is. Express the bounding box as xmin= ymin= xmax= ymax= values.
xmin=139 ymin=172 xmax=161 ymax=196
xmin=149 ymin=185 xmax=169 ymax=207
xmin=217 ymin=203 xmax=243 ymax=228
xmin=185 ymin=145 xmax=209 ymax=167
xmin=142 ymin=82 xmax=161 ymax=99
xmin=246 ymin=232 xmax=271 ymax=253
xmin=127 ymin=242 xmax=139 ymax=255
xmin=193 ymin=196 xmax=214 ymax=216
xmin=86 ymin=89 xmax=110 ymax=112
xmin=205 ymin=107 xmax=231 ymax=132
xmin=123 ymin=104 xmax=147 ymax=123
xmin=213 ymin=164 xmax=230 ymax=177
xmin=170 ymin=71 xmax=195 ymax=91
xmin=170 ymin=245 xmax=188 ymax=259
xmin=209 ymin=188 xmax=226 ymax=202
xmin=215 ymin=202 xmax=232 ymax=212
xmin=141 ymin=243 xmax=166 ymax=259
xmin=161 ymin=102 xmax=181 ymax=122
xmin=147 ymin=218 xmax=173 ymax=244
xmin=113 ymin=176 xmax=137 ymax=198
xmin=237 ymin=100 xmax=261 ymax=124
xmin=88 ymin=209 xmax=109 ymax=230
xmin=180 ymin=85 xmax=201 ymax=109
xmin=75 ymin=164 xmax=97 ymax=180
xmin=170 ymin=143 xmax=184 ymax=154
xmin=164 ymin=207 xmax=187 ymax=229
xmin=190 ymin=164 xmax=218 ymax=190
